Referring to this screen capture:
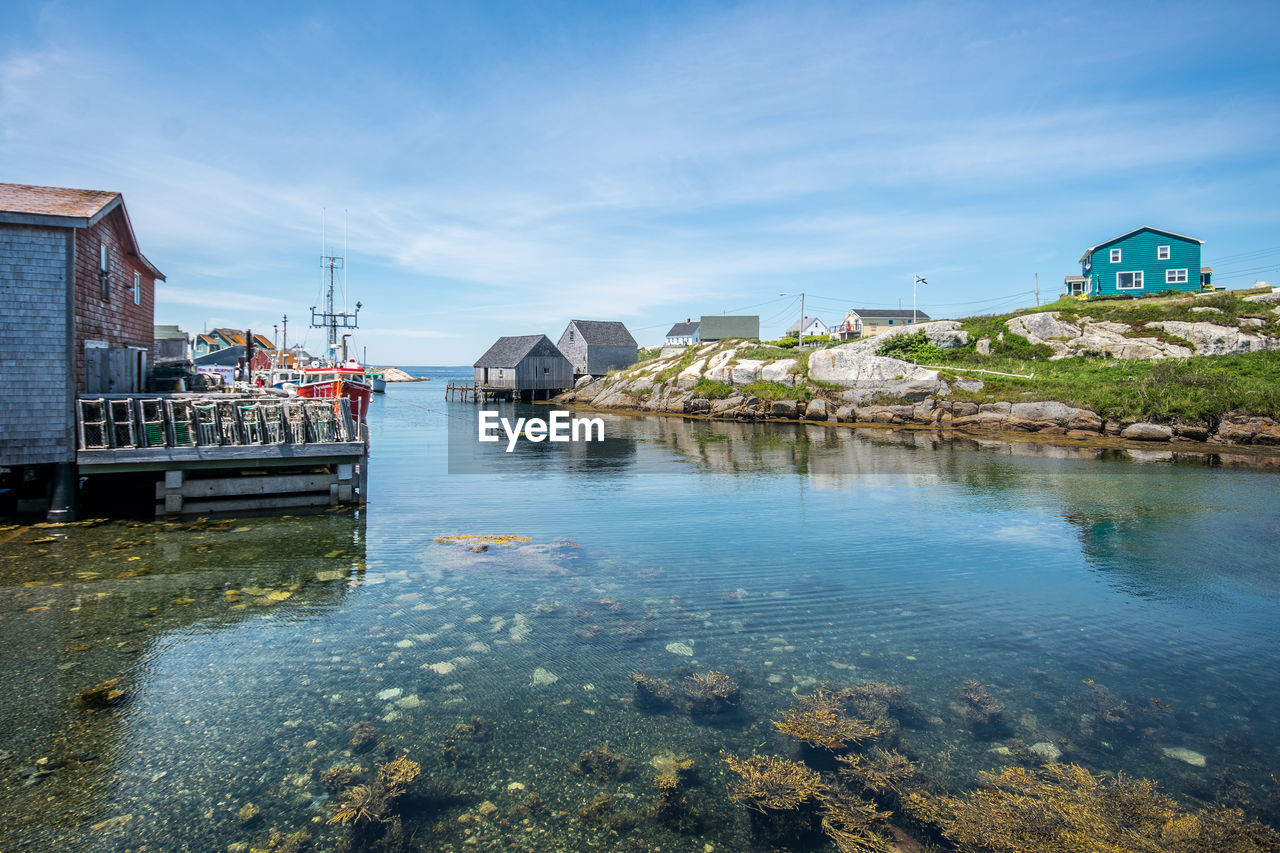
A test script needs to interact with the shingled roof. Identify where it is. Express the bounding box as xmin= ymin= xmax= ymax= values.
xmin=666 ymin=321 xmax=699 ymax=338
xmin=566 ymin=320 xmax=637 ymax=347
xmin=474 ymin=334 xmax=565 ymax=367
xmin=848 ymin=308 xmax=931 ymax=321
xmin=0 ymin=181 xmax=165 ymax=280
